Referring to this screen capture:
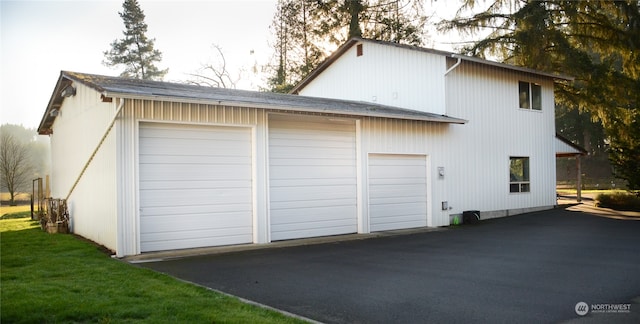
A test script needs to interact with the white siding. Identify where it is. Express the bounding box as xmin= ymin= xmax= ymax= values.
xmin=368 ymin=154 xmax=428 ymax=232
xmin=555 ymin=137 xmax=583 ymax=155
xmin=360 ymin=118 xmax=449 ymax=227
xmin=138 ymin=123 xmax=253 ymax=252
xmin=116 ymin=100 xmax=267 ymax=256
xmin=49 ymin=83 xmax=118 ymax=250
xmin=444 ymin=60 xmax=557 ymax=215
xmin=268 ymin=114 xmax=358 ymax=240
xmin=299 ymin=41 xmax=447 ymax=115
